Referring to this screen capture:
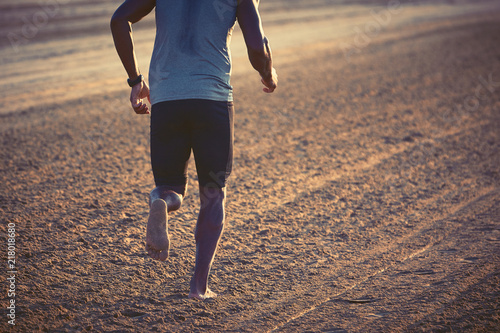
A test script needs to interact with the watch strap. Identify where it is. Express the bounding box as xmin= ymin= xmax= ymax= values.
xmin=127 ymin=74 xmax=143 ymax=87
